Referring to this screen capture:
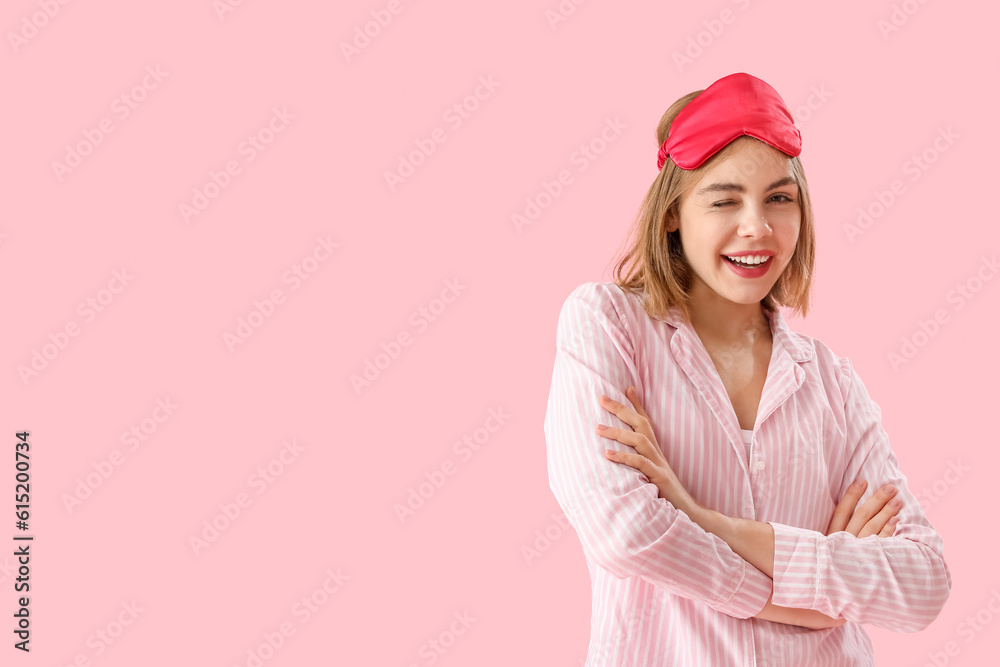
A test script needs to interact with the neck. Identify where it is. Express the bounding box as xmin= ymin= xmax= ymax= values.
xmin=686 ymin=284 xmax=772 ymax=348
